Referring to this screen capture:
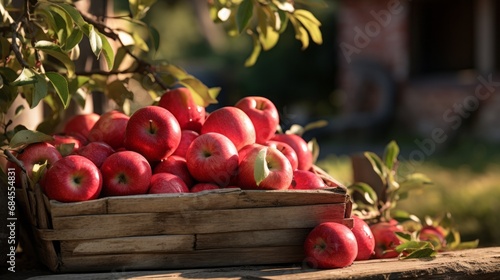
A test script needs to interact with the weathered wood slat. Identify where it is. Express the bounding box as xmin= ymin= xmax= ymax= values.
xmin=48 ymin=188 xmax=349 ymax=217
xmin=49 ymin=204 xmax=347 ymax=240
xmin=57 ymin=246 xmax=305 ymax=272
xmin=61 ymin=235 xmax=195 ymax=256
